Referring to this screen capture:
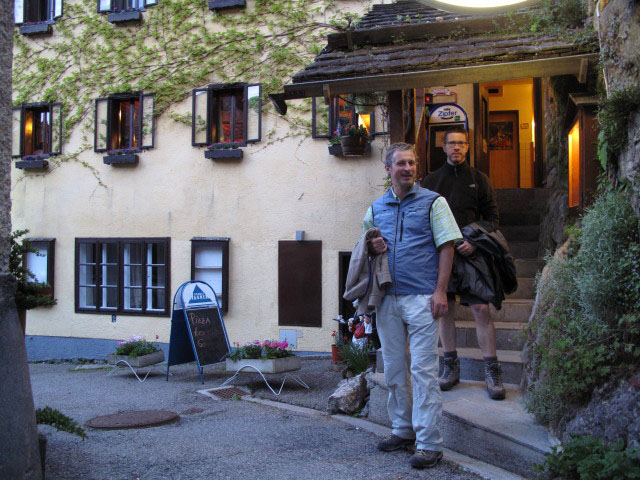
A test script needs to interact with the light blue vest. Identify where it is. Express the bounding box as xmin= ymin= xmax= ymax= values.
xmin=371 ymin=184 xmax=440 ymax=295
